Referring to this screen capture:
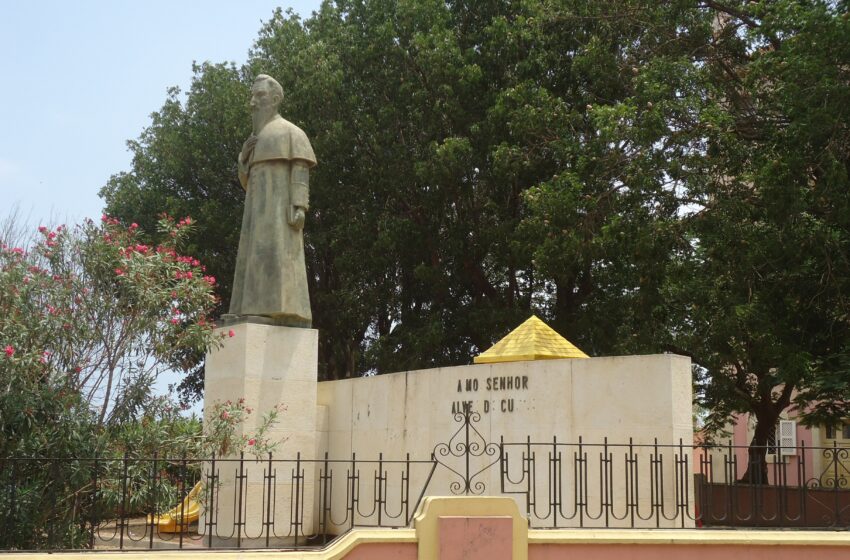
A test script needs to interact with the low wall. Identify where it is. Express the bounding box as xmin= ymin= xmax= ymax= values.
xmin=316 ymin=354 xmax=694 ymax=529
xmin=18 ymin=497 xmax=850 ymax=560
